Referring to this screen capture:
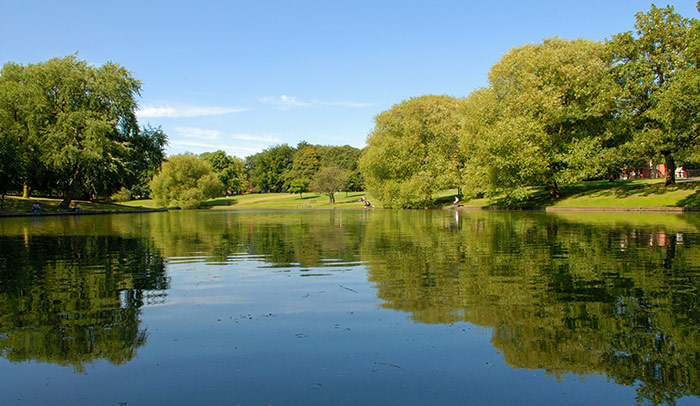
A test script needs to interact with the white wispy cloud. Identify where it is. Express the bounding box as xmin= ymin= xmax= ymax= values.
xmin=137 ymin=104 xmax=247 ymax=118
xmin=230 ymin=133 xmax=282 ymax=143
xmin=167 ymin=130 xmax=283 ymax=158
xmin=174 ymin=127 xmax=222 ymax=141
xmin=258 ymin=95 xmax=372 ymax=109
xmin=257 ymin=95 xmax=310 ymax=109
